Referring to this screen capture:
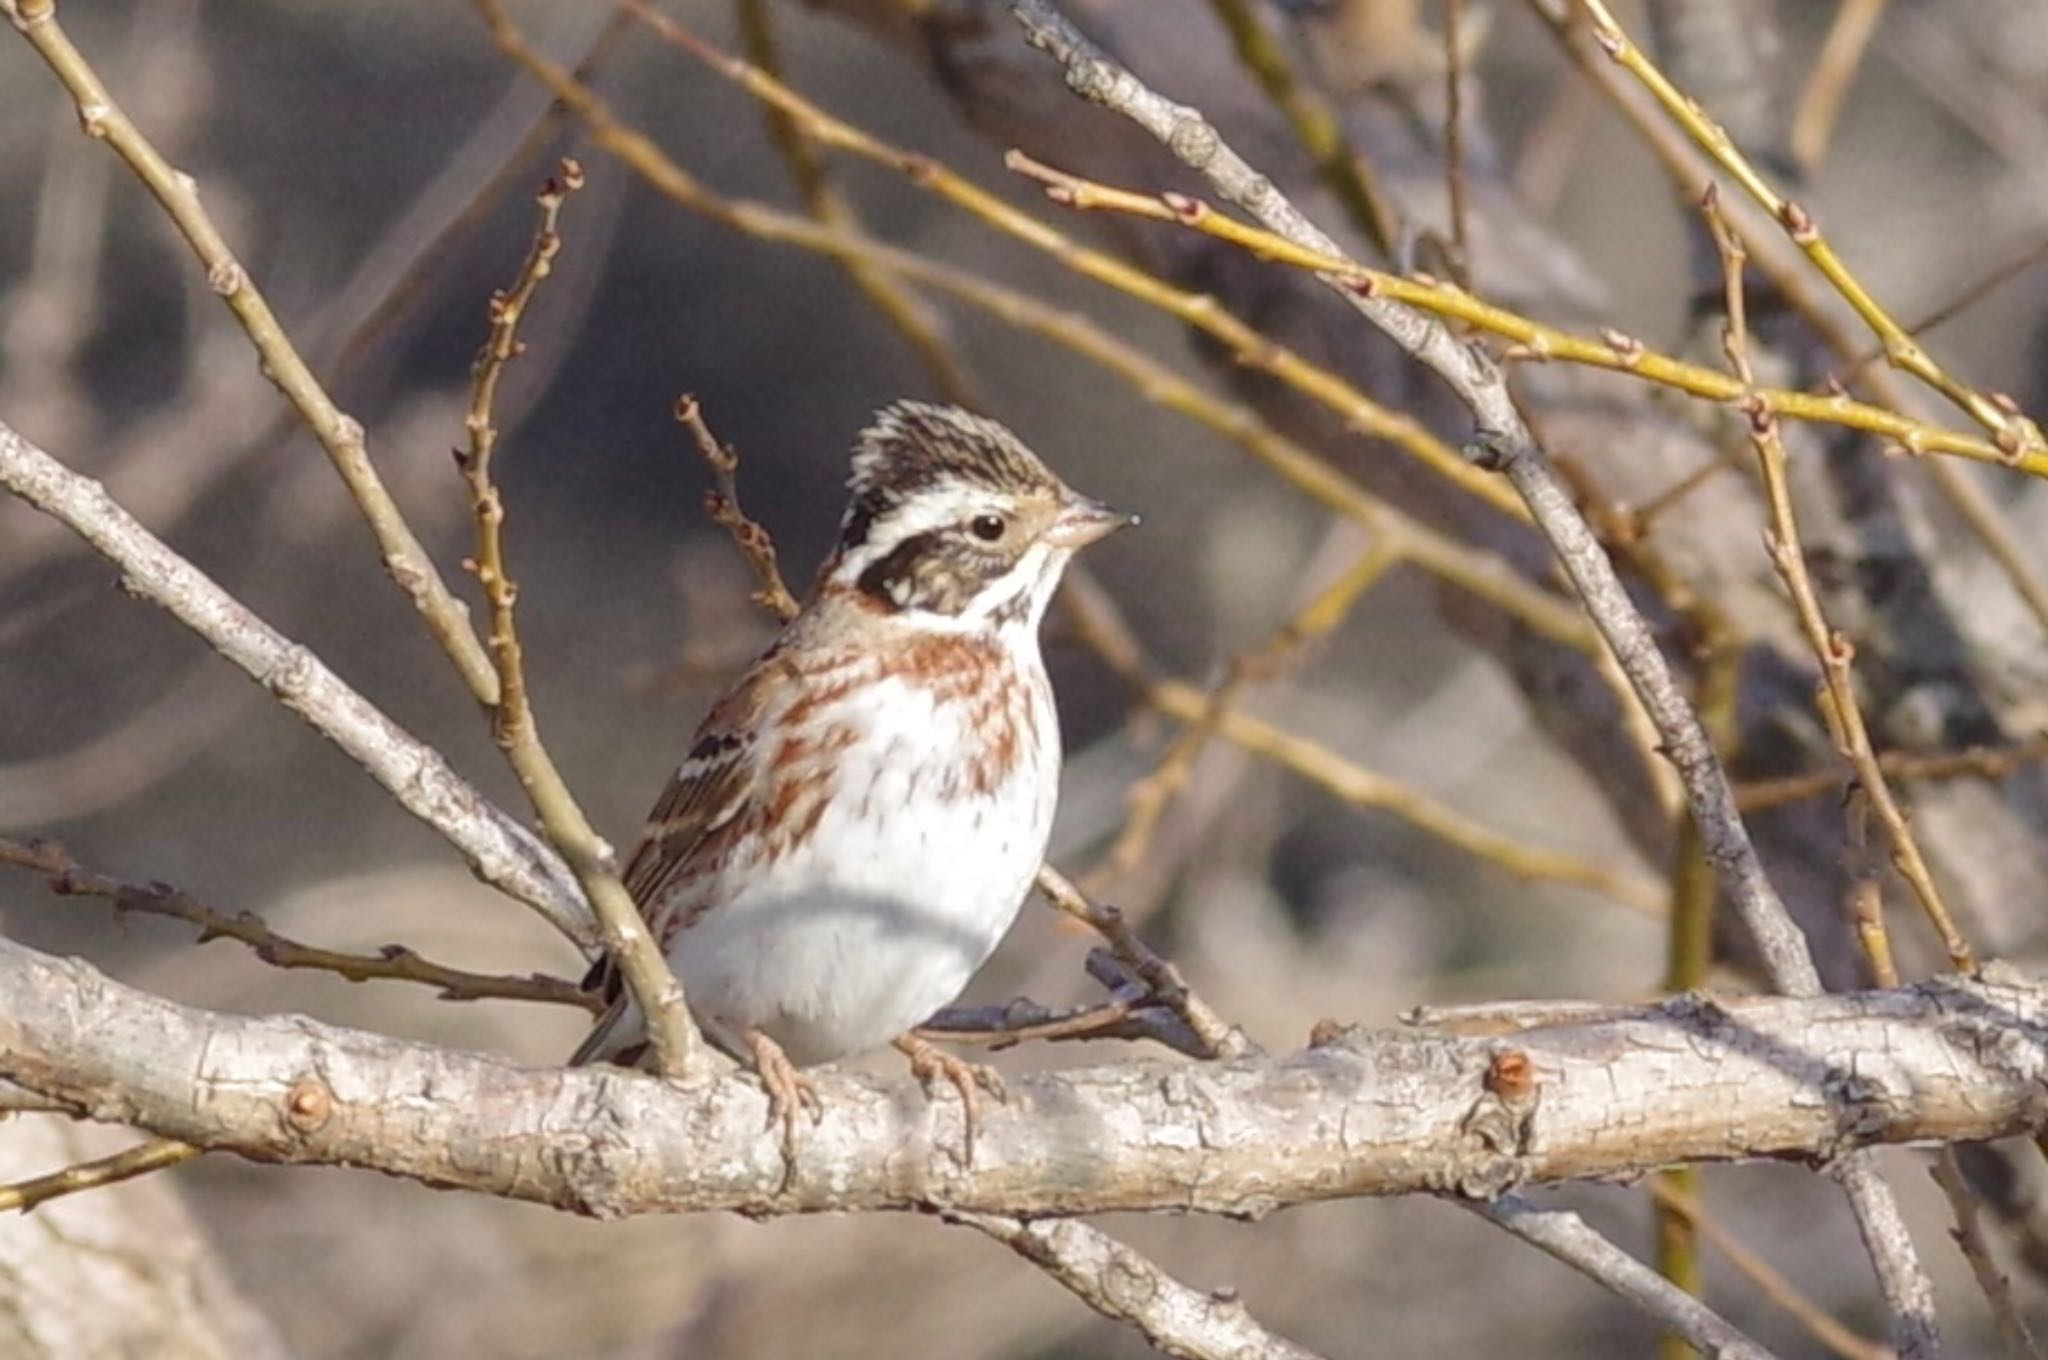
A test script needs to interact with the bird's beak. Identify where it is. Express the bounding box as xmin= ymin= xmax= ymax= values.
xmin=1046 ymin=494 xmax=1137 ymax=549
